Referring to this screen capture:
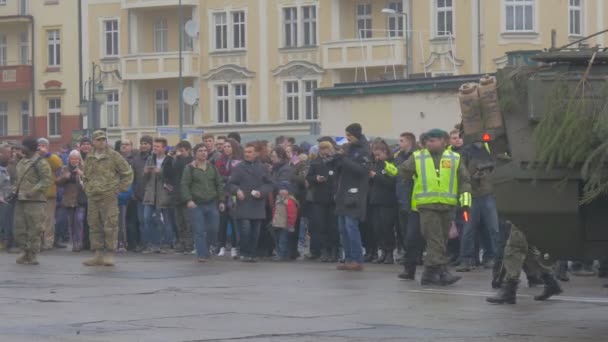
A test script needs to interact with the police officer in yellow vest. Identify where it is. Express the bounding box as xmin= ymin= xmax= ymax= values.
xmin=399 ymin=128 xmax=472 ymax=286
